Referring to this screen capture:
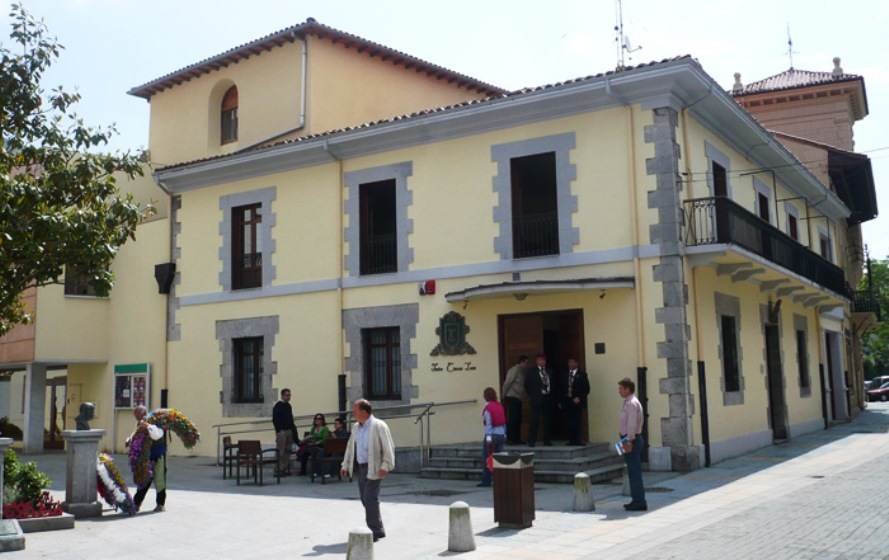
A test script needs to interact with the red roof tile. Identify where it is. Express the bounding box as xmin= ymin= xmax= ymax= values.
xmin=733 ymin=67 xmax=861 ymax=96
xmin=128 ymin=18 xmax=505 ymax=99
